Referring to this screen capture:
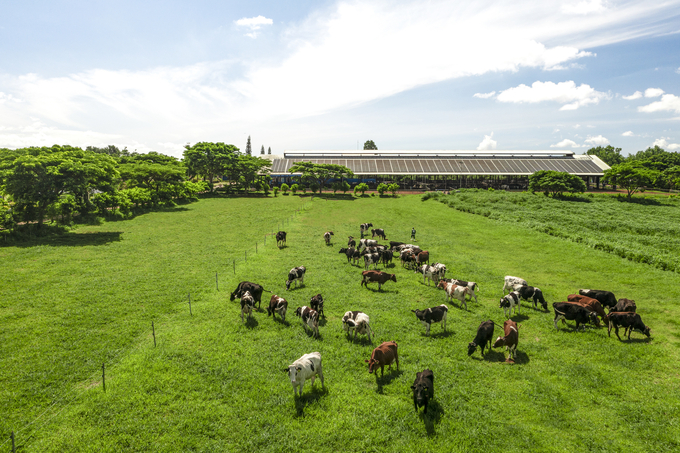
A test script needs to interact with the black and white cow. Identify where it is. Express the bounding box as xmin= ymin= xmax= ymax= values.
xmin=342 ymin=311 xmax=372 ymax=343
xmin=276 ymin=231 xmax=287 ymax=247
xmin=286 ymin=266 xmax=306 ymax=290
xmin=339 ymin=247 xmax=356 ymax=264
xmin=503 ymin=276 xmax=527 ymax=294
xmin=323 ymin=231 xmax=334 ymax=245
xmin=295 ymin=306 xmax=320 ymax=338
xmin=411 ymin=369 xmax=434 ymax=414
xmin=515 ymin=285 xmax=547 ymax=310
xmin=240 ymin=291 xmax=255 ymax=322
xmin=364 ymin=252 xmax=381 ymax=270
xmin=371 ymin=228 xmax=386 ymax=240
xmin=230 ymin=281 xmax=268 ymax=309
xmin=553 ymin=302 xmax=598 ymax=331
xmin=389 ymin=241 xmax=405 ymax=250
xmin=417 ymin=264 xmax=441 ymax=286
xmin=411 ymin=304 xmax=448 ymax=336
xmin=431 ymin=262 xmax=447 ymax=280
xmin=284 ymin=352 xmax=324 ymax=396
xmin=359 ymin=238 xmax=378 ymax=251
xmin=360 ymin=223 xmax=373 ymax=237
xmin=578 ymin=289 xmax=617 ymax=311
xmin=499 ymin=291 xmax=521 ymax=318
xmin=607 ymin=312 xmax=651 ymax=340
xmin=347 ymin=236 xmax=356 ymax=248
xmin=381 ymin=250 xmax=394 ymax=266
xmin=267 ymin=294 xmax=288 ymax=322
xmin=310 ymin=293 xmax=325 ymax=318
xmin=468 ymin=320 xmax=496 ymax=356
xmin=446 ymin=279 xmax=479 ymax=303
xmin=400 ymin=250 xmax=417 ymax=270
